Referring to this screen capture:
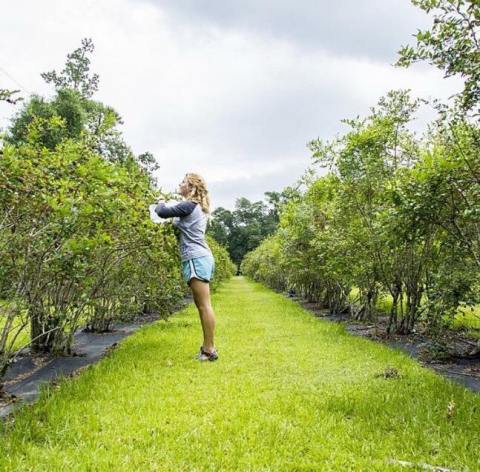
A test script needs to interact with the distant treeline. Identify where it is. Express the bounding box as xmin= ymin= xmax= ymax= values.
xmin=207 ymin=189 xmax=301 ymax=269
